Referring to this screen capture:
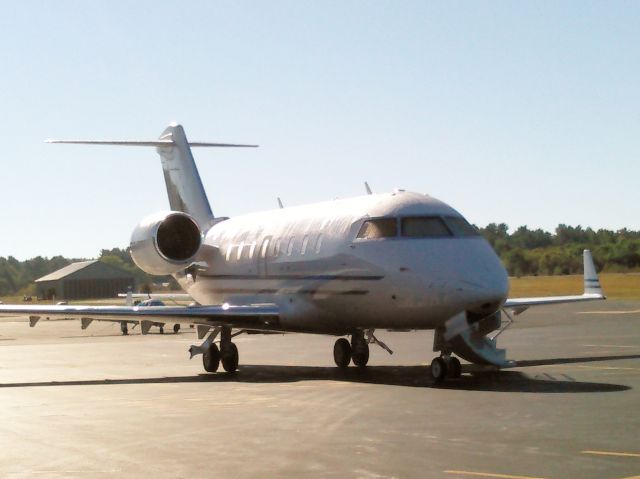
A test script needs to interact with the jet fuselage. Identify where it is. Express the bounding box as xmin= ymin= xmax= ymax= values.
xmin=178 ymin=191 xmax=509 ymax=334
